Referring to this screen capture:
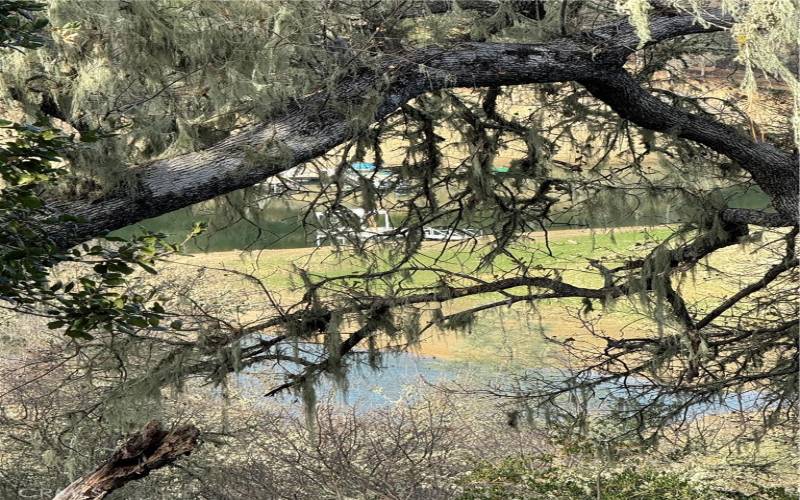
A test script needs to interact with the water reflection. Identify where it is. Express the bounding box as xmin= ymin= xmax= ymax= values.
xmin=111 ymin=199 xmax=311 ymax=251
xmin=236 ymin=351 xmax=462 ymax=409
xmin=111 ymin=186 xmax=771 ymax=252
